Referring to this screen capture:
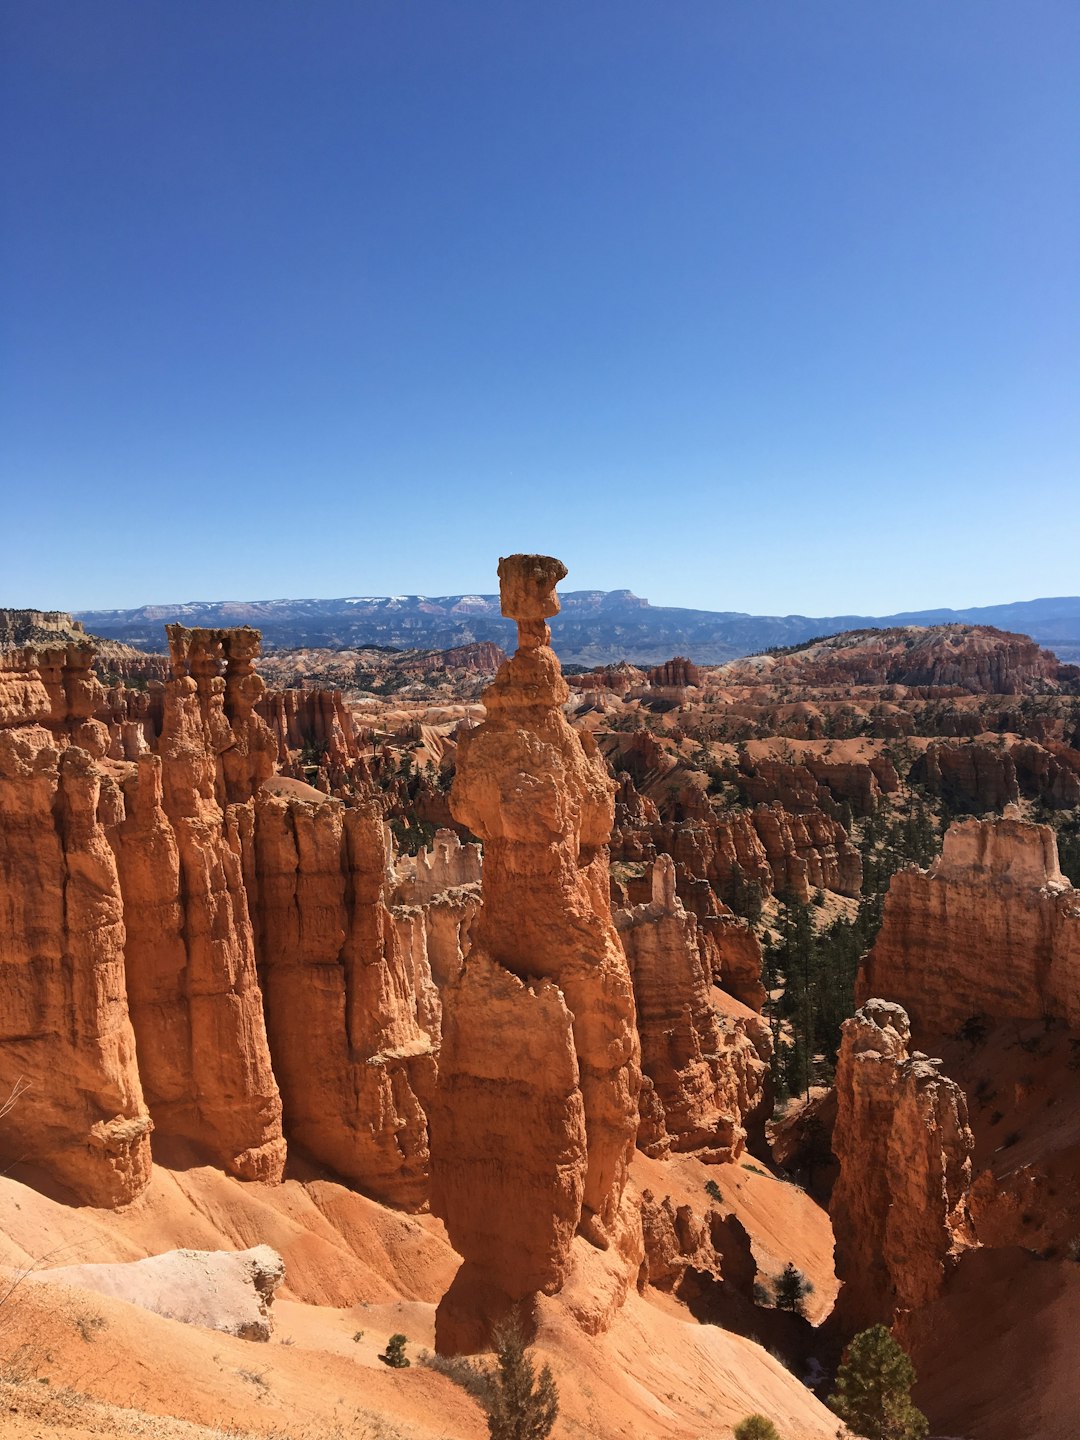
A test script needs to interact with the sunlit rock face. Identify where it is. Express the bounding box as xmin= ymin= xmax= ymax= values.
xmin=0 ymin=644 xmax=153 ymax=1204
xmin=859 ymin=815 xmax=1080 ymax=1035
xmin=431 ymin=554 xmax=642 ymax=1353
